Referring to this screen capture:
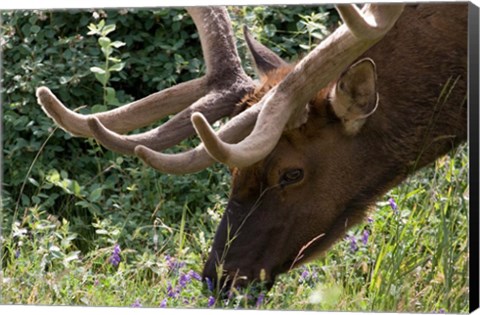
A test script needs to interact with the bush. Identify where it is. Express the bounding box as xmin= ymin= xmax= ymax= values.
xmin=1 ymin=5 xmax=338 ymax=253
